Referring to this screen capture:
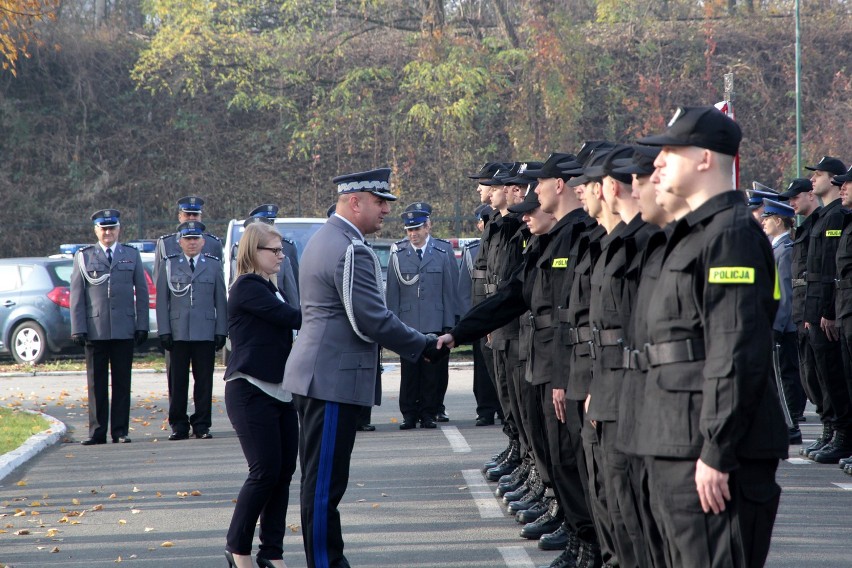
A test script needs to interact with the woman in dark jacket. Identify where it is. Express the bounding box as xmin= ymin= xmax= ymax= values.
xmin=224 ymin=222 xmax=302 ymax=568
